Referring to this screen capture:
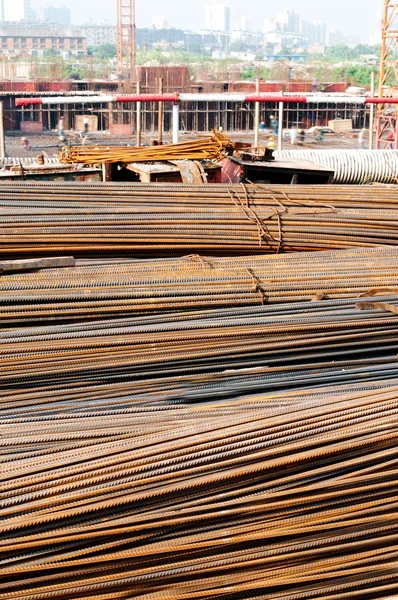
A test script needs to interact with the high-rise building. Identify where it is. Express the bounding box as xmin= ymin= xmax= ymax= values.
xmin=3 ymin=0 xmax=34 ymax=21
xmin=264 ymin=19 xmax=278 ymax=33
xmin=301 ymin=19 xmax=327 ymax=44
xmin=277 ymin=10 xmax=300 ymax=34
xmin=300 ymin=20 xmax=316 ymax=43
xmin=204 ymin=0 xmax=230 ymax=32
xmin=152 ymin=15 xmax=168 ymax=30
xmin=239 ymin=16 xmax=248 ymax=32
xmin=312 ymin=21 xmax=327 ymax=44
xmin=42 ymin=5 xmax=71 ymax=25
xmin=327 ymin=29 xmax=345 ymax=46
